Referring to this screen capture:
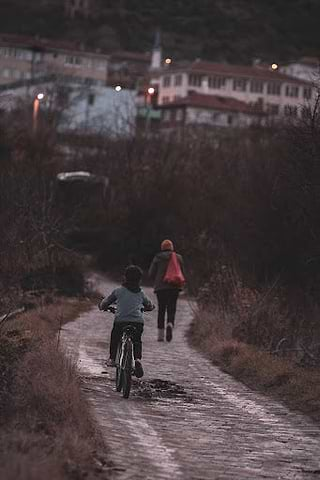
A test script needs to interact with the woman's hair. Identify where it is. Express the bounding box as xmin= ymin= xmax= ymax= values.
xmin=124 ymin=265 xmax=143 ymax=284
xmin=161 ymin=239 xmax=174 ymax=251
